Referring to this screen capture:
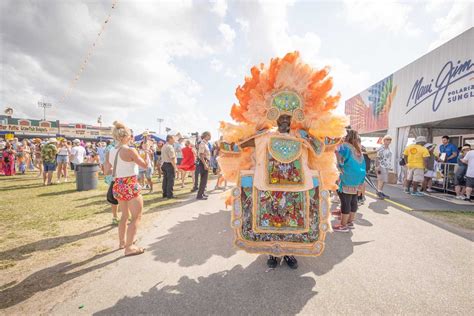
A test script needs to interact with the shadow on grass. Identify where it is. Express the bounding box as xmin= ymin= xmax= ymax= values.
xmin=0 ymin=225 xmax=114 ymax=262
xmin=0 ymin=250 xmax=122 ymax=309
xmin=38 ymin=189 xmax=78 ymax=197
xmin=0 ymin=183 xmax=46 ymax=191
xmin=97 ymin=211 xmax=372 ymax=315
